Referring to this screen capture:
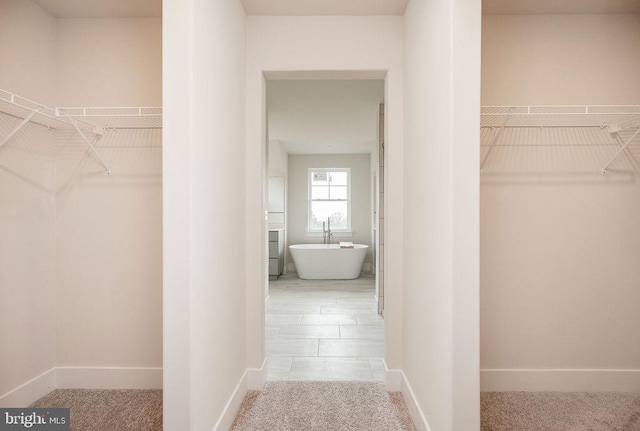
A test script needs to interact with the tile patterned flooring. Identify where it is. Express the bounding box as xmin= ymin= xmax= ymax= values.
xmin=266 ymin=273 xmax=384 ymax=381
